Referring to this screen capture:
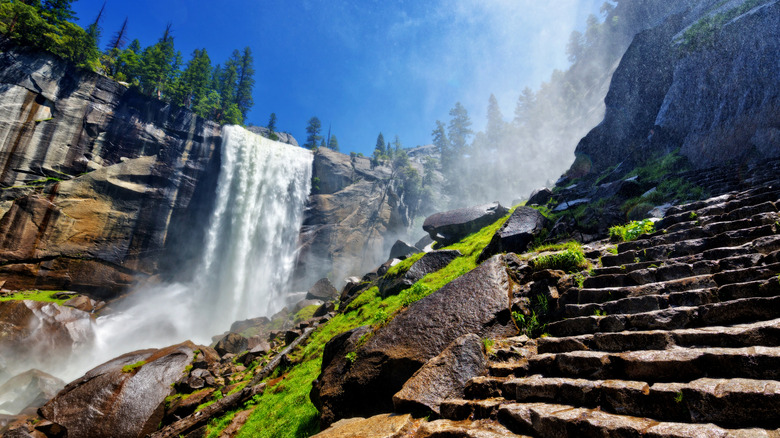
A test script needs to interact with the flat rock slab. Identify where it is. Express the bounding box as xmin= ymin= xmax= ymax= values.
xmin=423 ymin=202 xmax=508 ymax=245
xmin=479 ymin=207 xmax=548 ymax=263
xmin=393 ymin=334 xmax=487 ymax=415
xmin=379 ymin=250 xmax=461 ymax=297
xmin=39 ymin=341 xmax=198 ymax=438
xmin=388 ymin=240 xmax=421 ymax=261
xmin=312 ymin=414 xmax=415 ymax=438
xmin=307 ymin=278 xmax=339 ymax=301
xmin=315 ymin=255 xmax=517 ymax=426
xmin=415 ymin=419 xmax=524 ymax=438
